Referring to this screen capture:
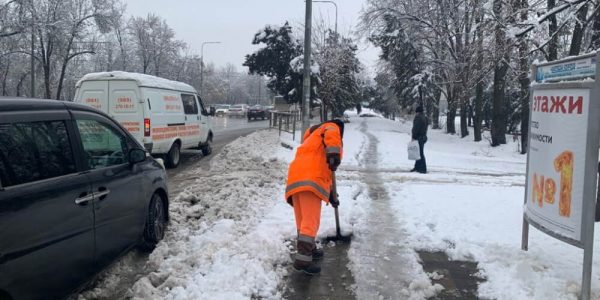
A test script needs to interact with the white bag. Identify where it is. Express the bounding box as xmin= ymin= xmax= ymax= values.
xmin=408 ymin=140 xmax=421 ymax=161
